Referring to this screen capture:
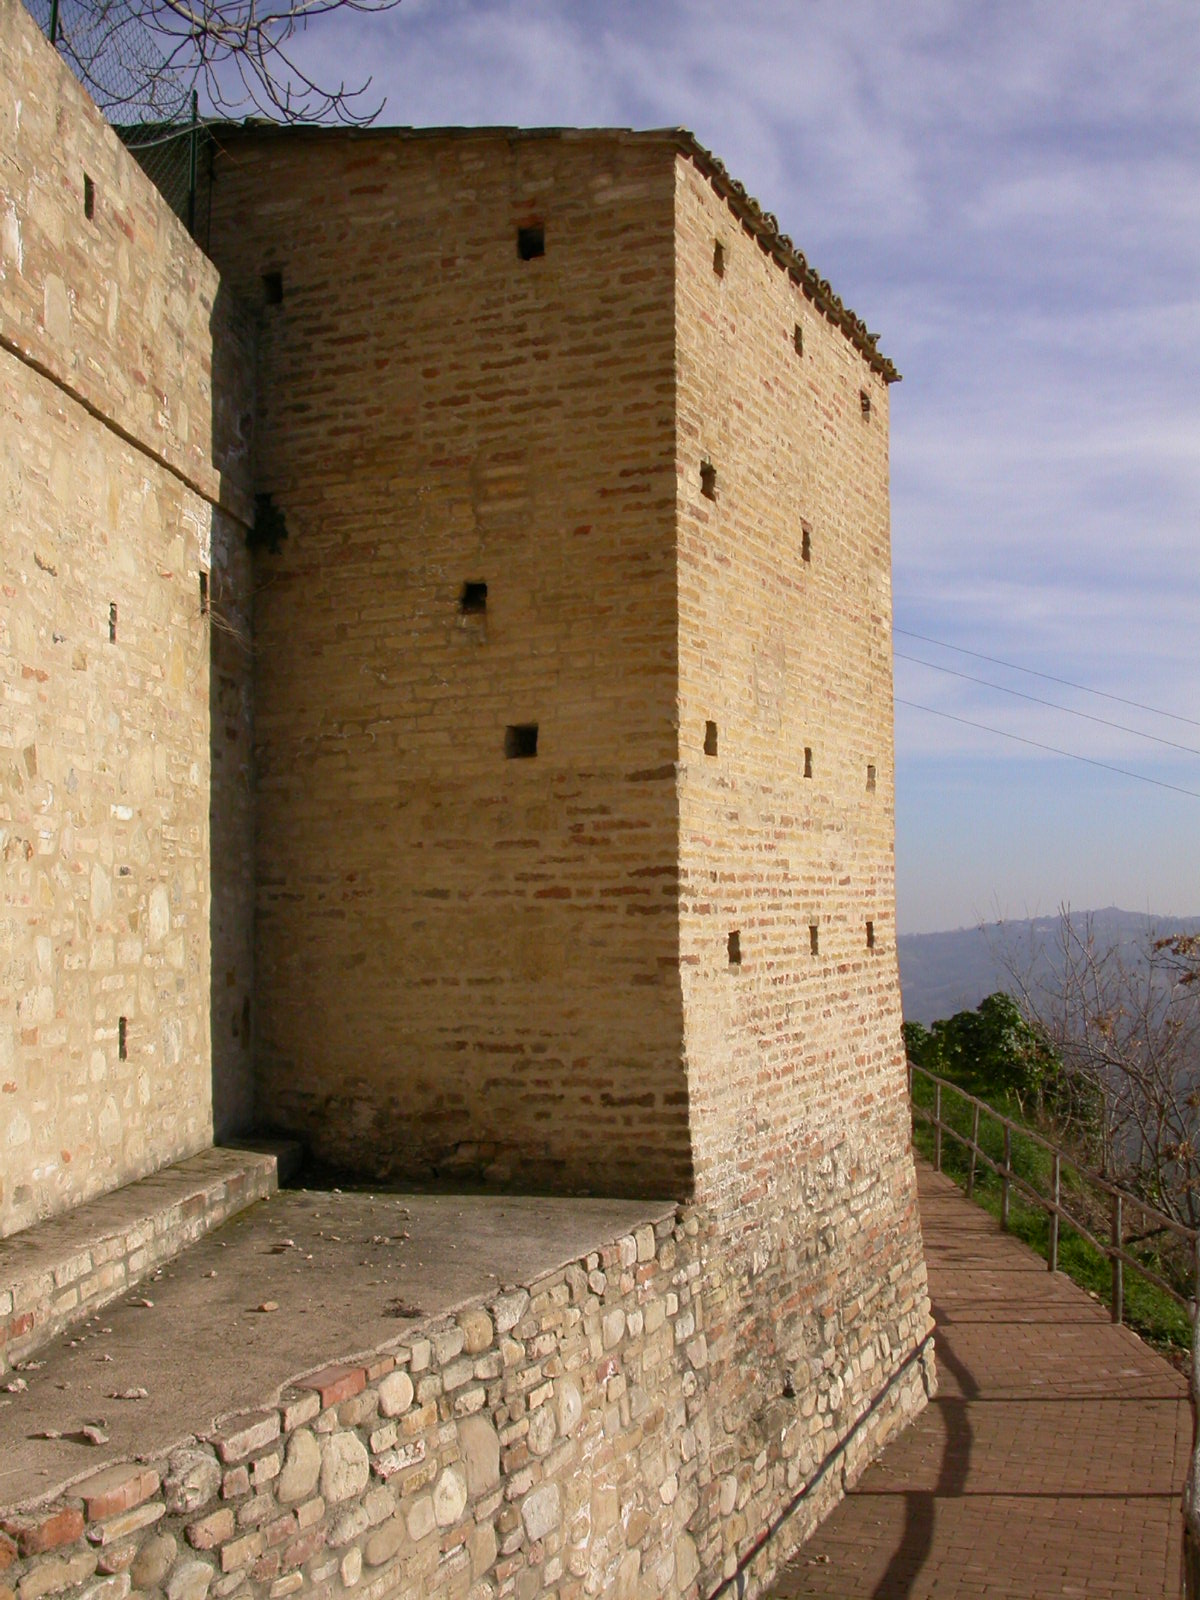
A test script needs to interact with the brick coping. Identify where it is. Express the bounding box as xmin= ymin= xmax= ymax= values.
xmin=0 ymin=1144 xmax=300 ymax=1375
